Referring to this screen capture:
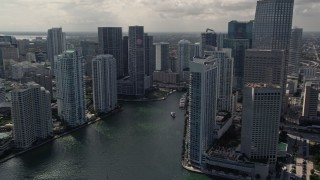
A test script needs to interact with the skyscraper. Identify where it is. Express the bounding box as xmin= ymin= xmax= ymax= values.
xmin=201 ymin=30 xmax=217 ymax=57
xmin=216 ymin=33 xmax=228 ymax=50
xmin=241 ymin=83 xmax=282 ymax=164
xmin=288 ymin=28 xmax=303 ymax=75
xmin=92 ymin=55 xmax=118 ymax=114
xmin=128 ymin=26 xmax=145 ymax=97
xmin=144 ymin=34 xmax=155 ymax=79
xmin=80 ymin=41 xmax=98 ymax=77
xmin=154 ymin=42 xmax=170 ymax=71
xmin=11 ymin=83 xmax=52 ymax=149
xmin=47 ymin=28 xmax=66 ymax=71
xmin=98 ymin=27 xmax=123 ymax=78
xmin=189 ymin=56 xmax=218 ymax=165
xmin=194 ymin=42 xmax=201 ymax=57
xmin=302 ymin=82 xmax=319 ymax=117
xmin=207 ymin=49 xmax=234 ymax=112
xmin=123 ymin=36 xmax=129 ymax=76
xmin=252 ymin=0 xmax=294 ymax=102
xmin=244 ymin=49 xmax=285 ymax=86
xmin=55 ymin=49 xmax=86 ymax=127
xmin=224 ymin=39 xmax=250 ymax=89
xmin=228 ymin=20 xmax=253 ymax=47
xmin=177 ymin=39 xmax=191 ymax=74
xmin=252 ymin=0 xmax=294 ymax=50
